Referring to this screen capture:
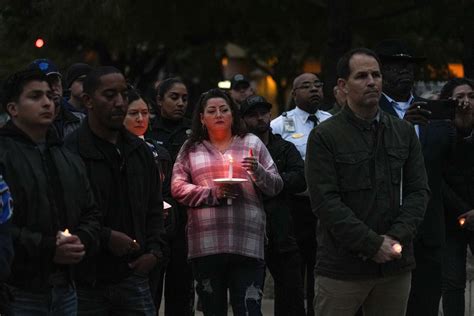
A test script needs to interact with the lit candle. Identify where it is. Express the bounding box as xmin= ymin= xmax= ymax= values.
xmin=459 ymin=218 xmax=466 ymax=227
xmin=249 ymin=148 xmax=253 ymax=157
xmin=58 ymin=228 xmax=72 ymax=239
xmin=392 ymin=243 xmax=402 ymax=254
xmin=228 ymin=155 xmax=233 ymax=179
